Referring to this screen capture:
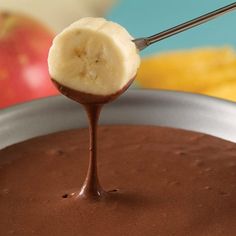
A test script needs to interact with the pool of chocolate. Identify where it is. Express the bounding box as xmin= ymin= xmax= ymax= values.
xmin=1 ymin=125 xmax=236 ymax=235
